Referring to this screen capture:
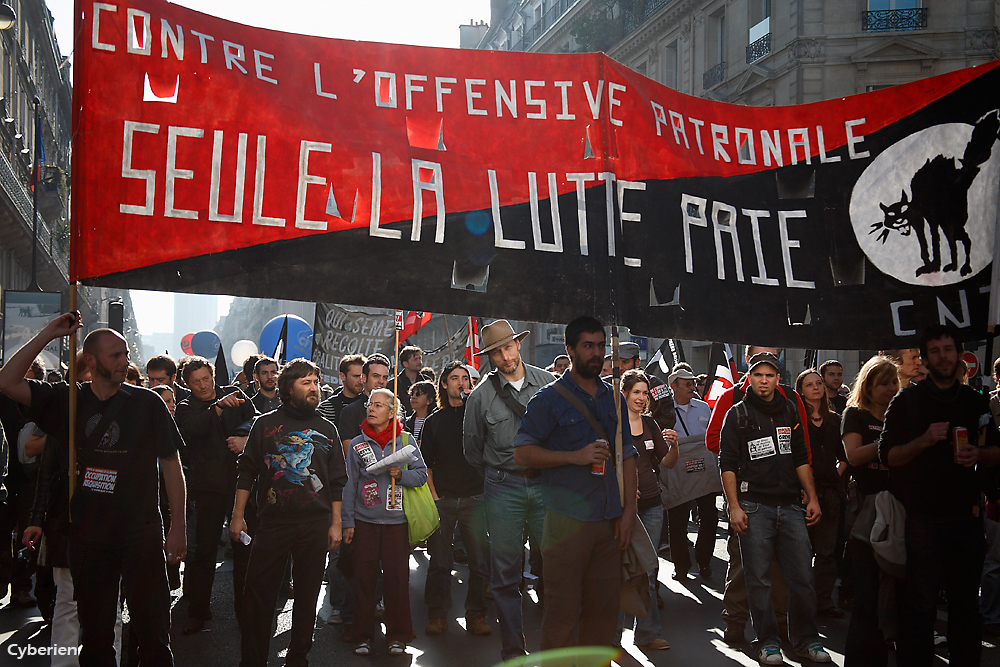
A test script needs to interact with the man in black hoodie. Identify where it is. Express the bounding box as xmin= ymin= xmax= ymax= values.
xmin=175 ymin=357 xmax=257 ymax=634
xmin=880 ymin=324 xmax=1000 ymax=666
xmin=230 ymin=358 xmax=347 ymax=667
xmin=720 ymin=352 xmax=830 ymax=666
xmin=421 ymin=361 xmax=491 ymax=638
